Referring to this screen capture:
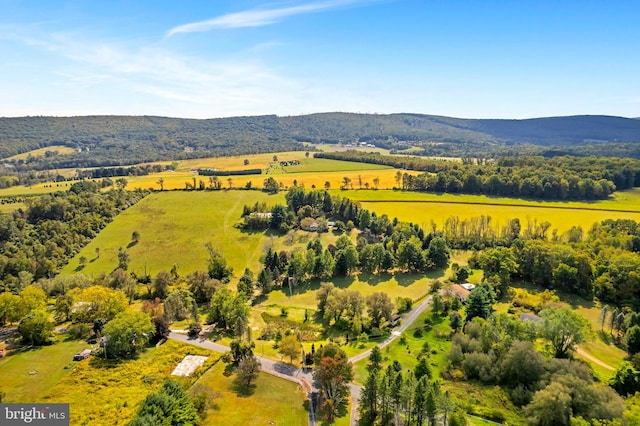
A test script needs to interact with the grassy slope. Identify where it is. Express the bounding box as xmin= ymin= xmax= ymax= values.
xmin=351 ymin=309 xmax=452 ymax=385
xmin=3 ymin=145 xmax=76 ymax=161
xmin=62 ymin=191 xmax=285 ymax=279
